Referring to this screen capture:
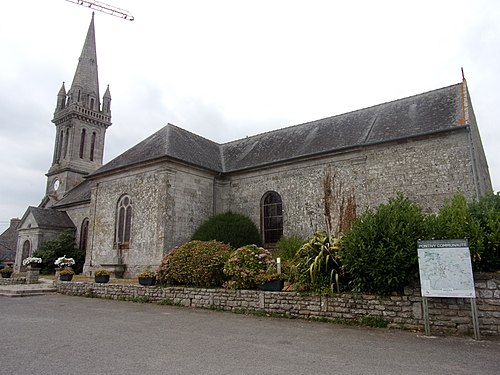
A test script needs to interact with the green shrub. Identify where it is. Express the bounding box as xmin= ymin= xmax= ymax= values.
xmin=293 ymin=232 xmax=344 ymax=294
xmin=192 ymin=212 xmax=261 ymax=248
xmin=157 ymin=240 xmax=232 ymax=287
xmin=274 ymin=236 xmax=305 ymax=260
xmin=33 ymin=230 xmax=84 ymax=274
xmin=340 ymin=194 xmax=426 ymax=295
xmin=223 ymin=245 xmax=275 ymax=289
xmin=428 ymin=191 xmax=500 ymax=271
xmin=470 ymin=192 xmax=500 ymax=271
